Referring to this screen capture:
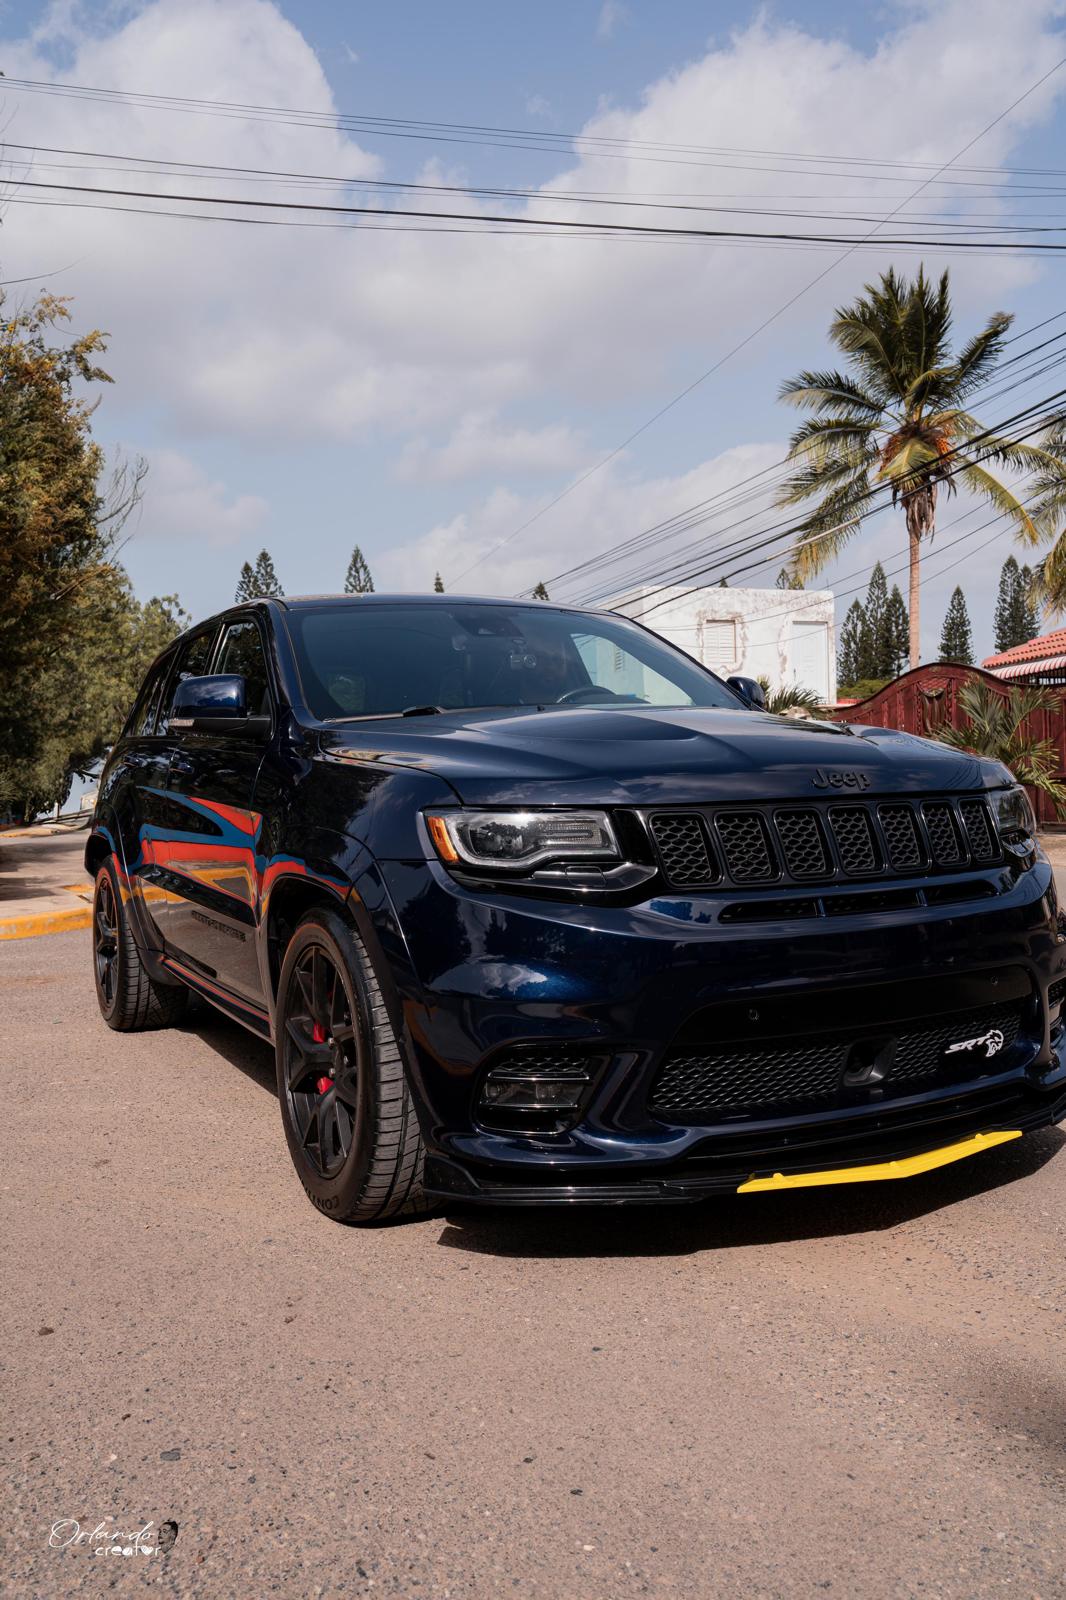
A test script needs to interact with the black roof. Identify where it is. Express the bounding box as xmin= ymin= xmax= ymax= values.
xmin=275 ymin=592 xmax=581 ymax=610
